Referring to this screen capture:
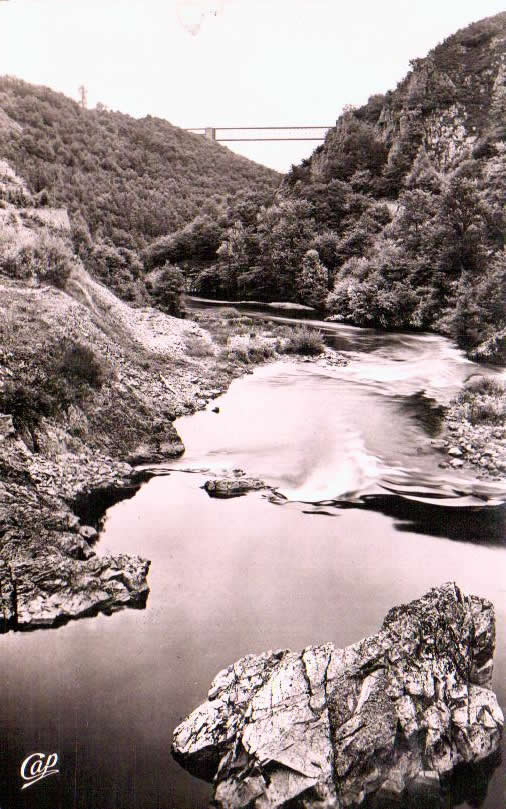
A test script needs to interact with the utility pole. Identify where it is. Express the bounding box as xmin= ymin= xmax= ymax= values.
xmin=78 ymin=85 xmax=88 ymax=109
